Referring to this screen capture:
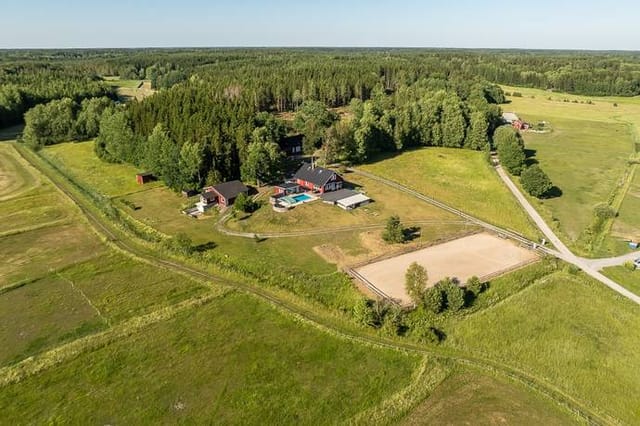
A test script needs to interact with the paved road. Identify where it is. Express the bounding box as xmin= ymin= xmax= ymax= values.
xmin=494 ymin=164 xmax=640 ymax=305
